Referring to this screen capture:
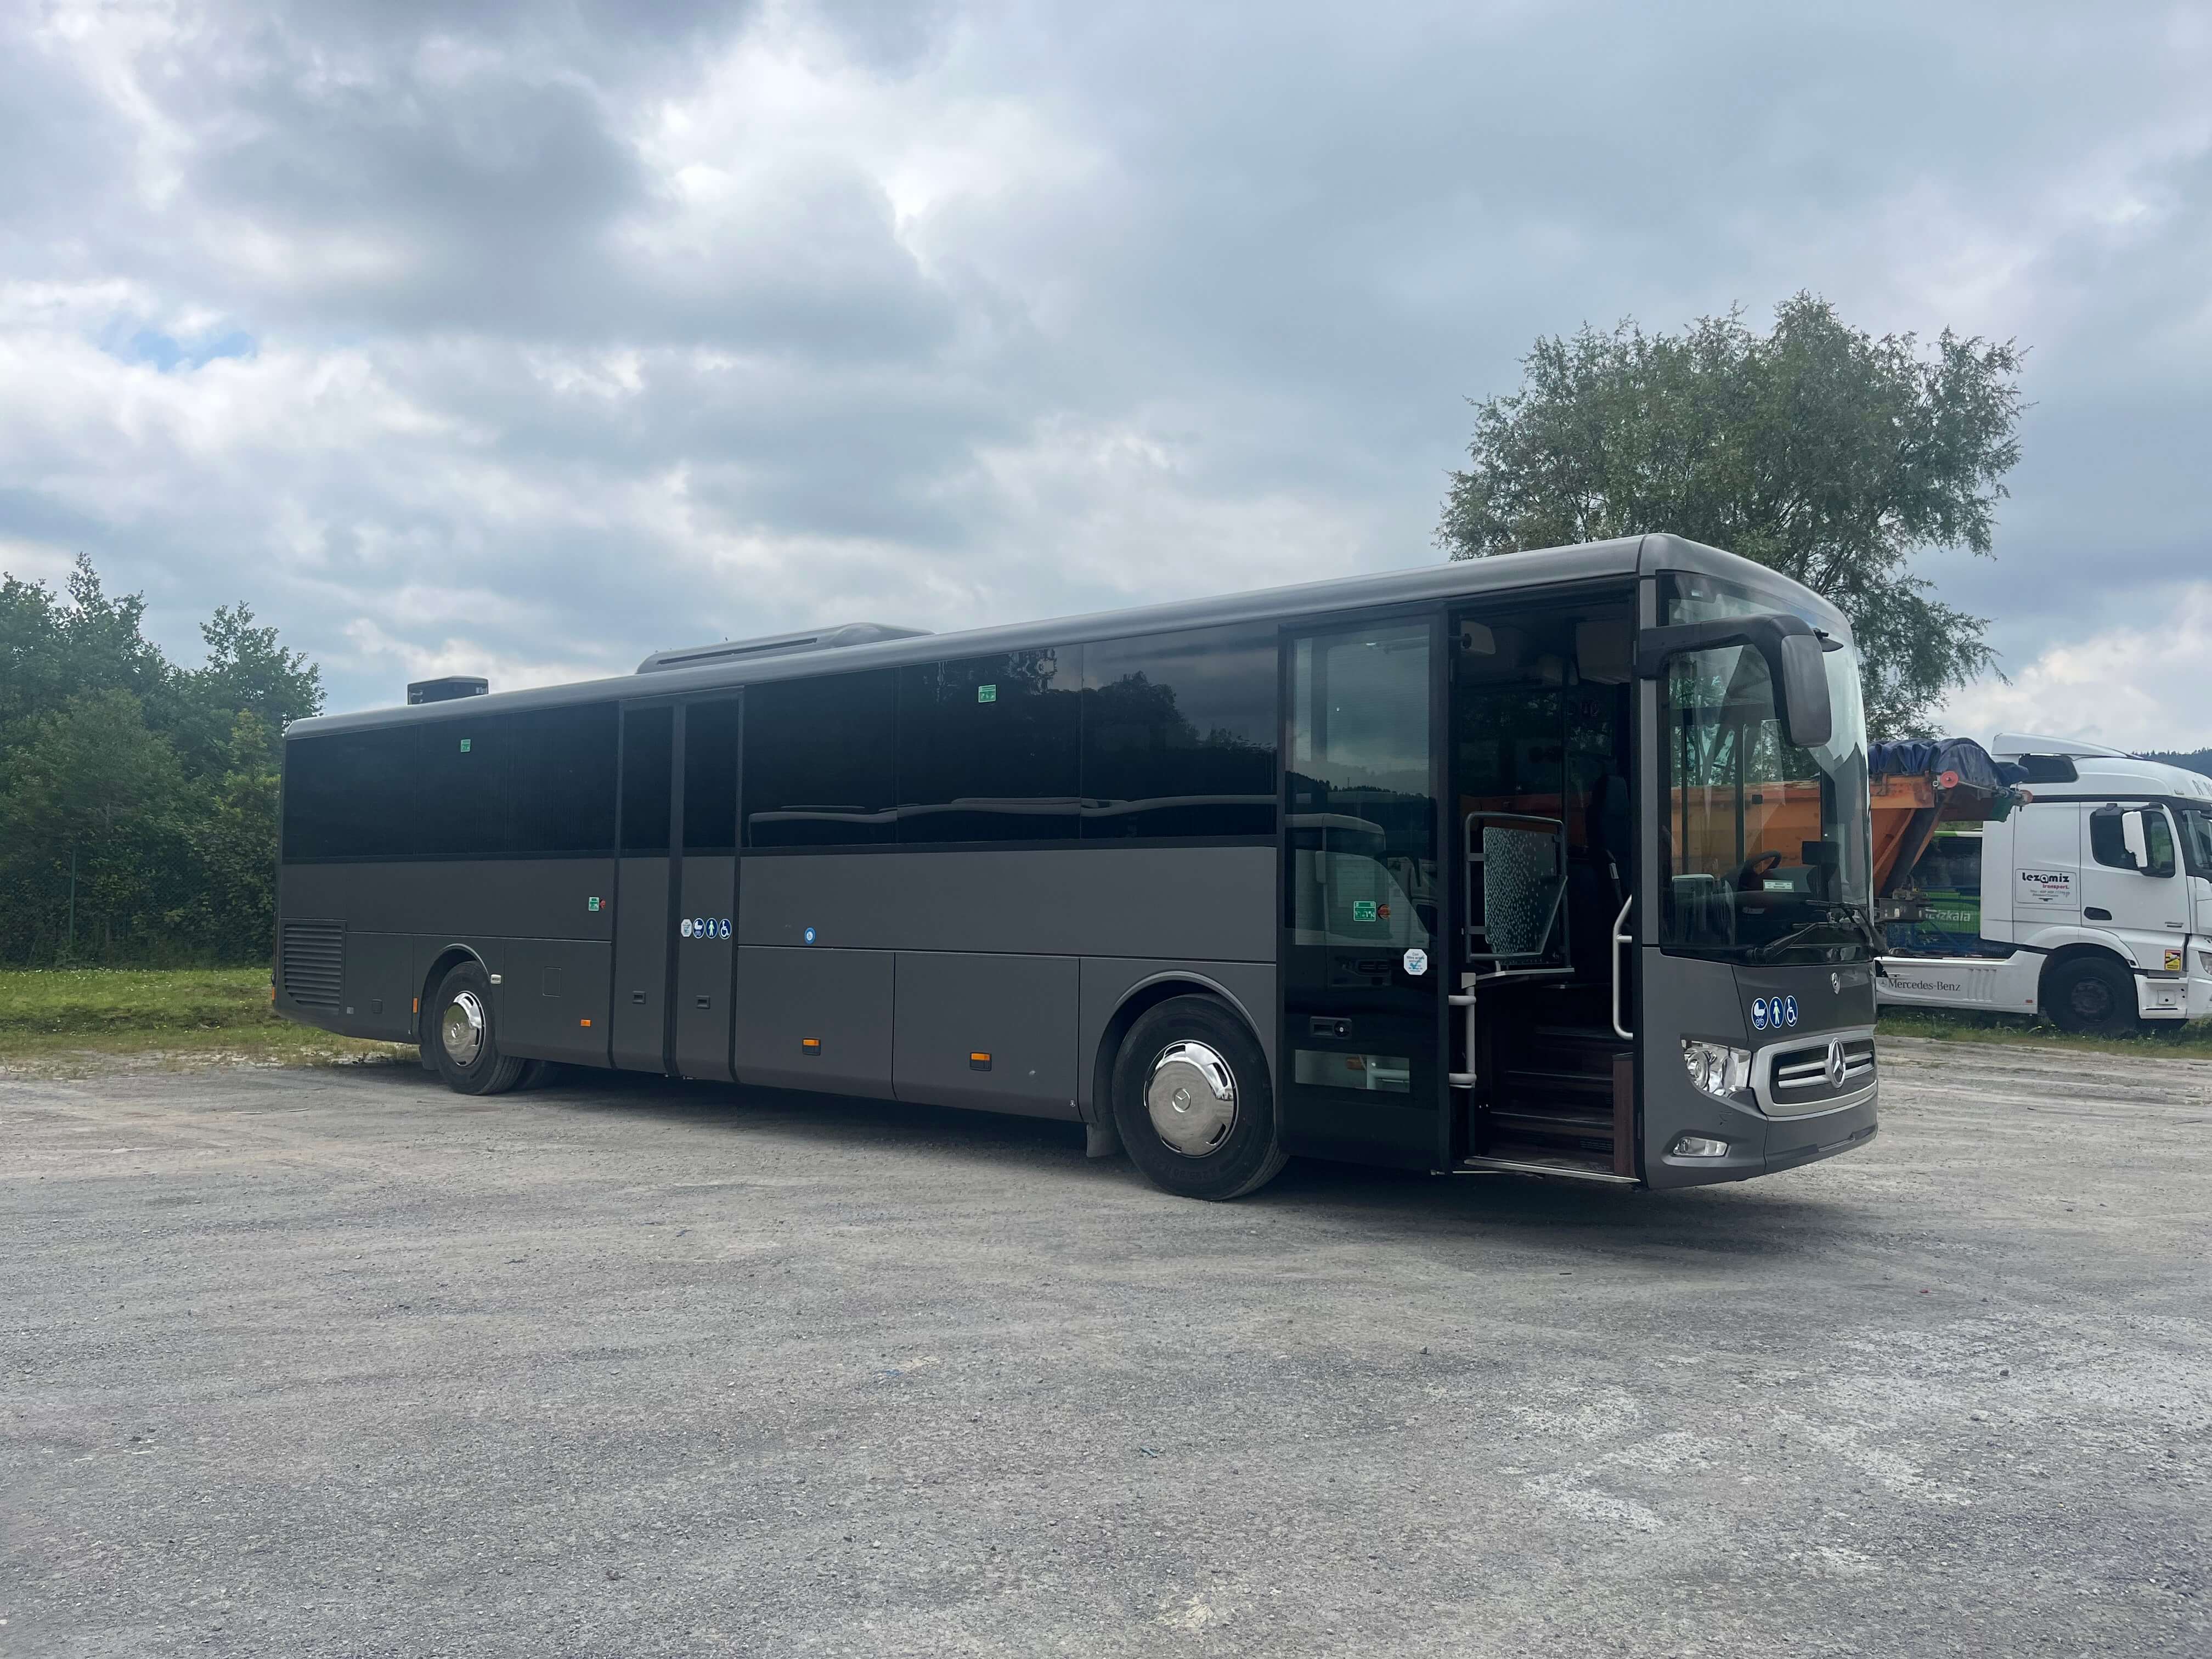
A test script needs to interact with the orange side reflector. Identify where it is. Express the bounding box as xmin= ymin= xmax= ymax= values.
xmin=412 ymin=997 xmax=420 ymax=1013
xmin=579 ymin=1017 xmax=592 ymax=1027
xmin=970 ymin=1052 xmax=990 ymax=1063
xmin=801 ymin=1037 xmax=822 ymax=1051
